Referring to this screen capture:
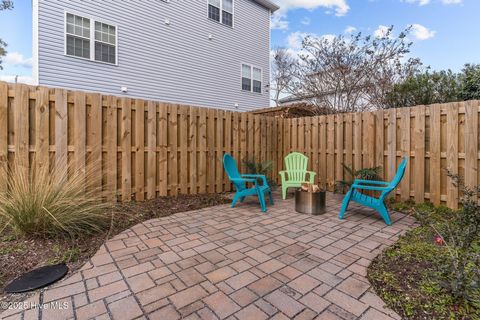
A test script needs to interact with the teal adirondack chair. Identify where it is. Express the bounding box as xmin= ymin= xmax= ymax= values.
xmin=223 ymin=154 xmax=274 ymax=212
xmin=279 ymin=152 xmax=316 ymax=200
xmin=339 ymin=157 xmax=408 ymax=225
